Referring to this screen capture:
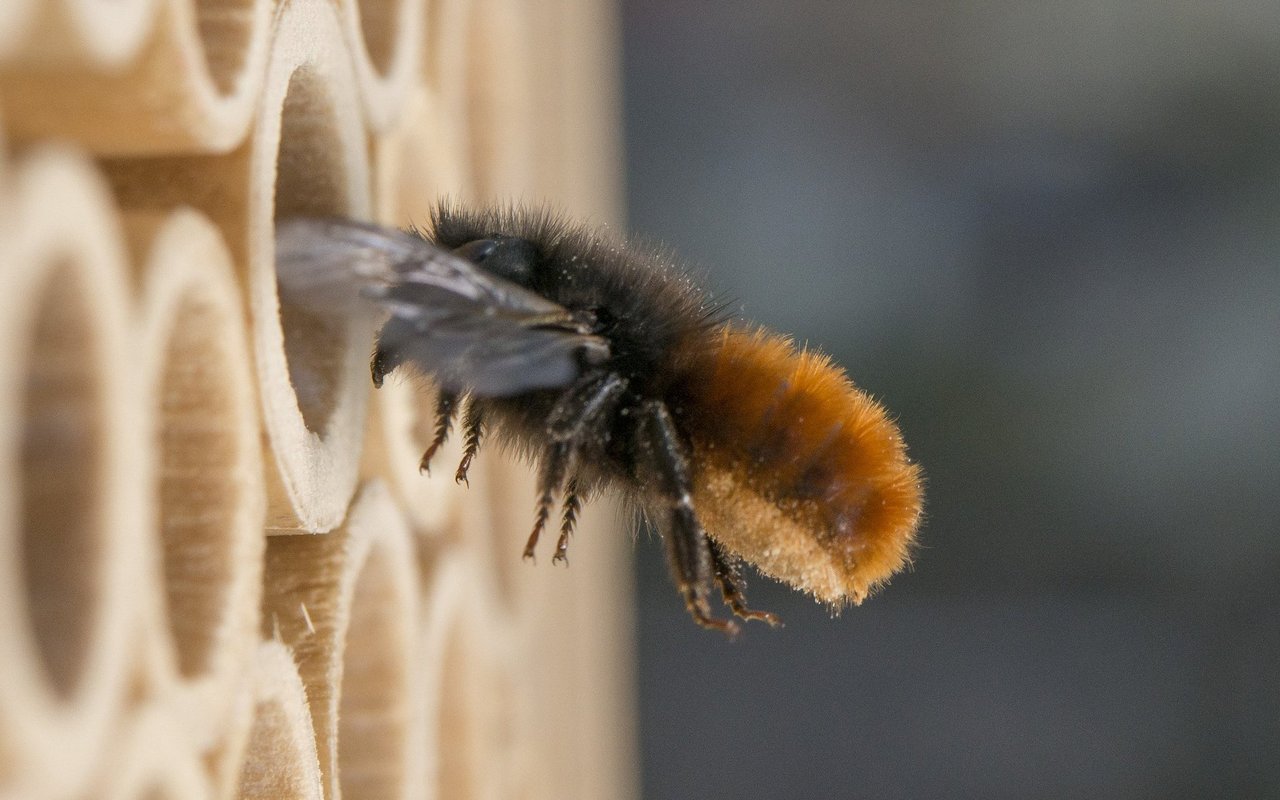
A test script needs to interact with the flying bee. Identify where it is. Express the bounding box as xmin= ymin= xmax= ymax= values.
xmin=276 ymin=204 xmax=923 ymax=634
